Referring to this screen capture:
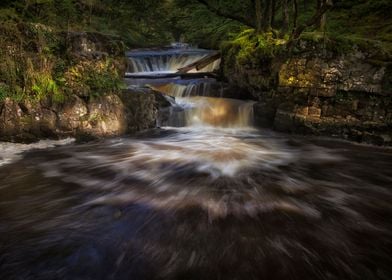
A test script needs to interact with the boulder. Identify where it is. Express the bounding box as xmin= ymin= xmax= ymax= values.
xmin=0 ymin=89 xmax=169 ymax=143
